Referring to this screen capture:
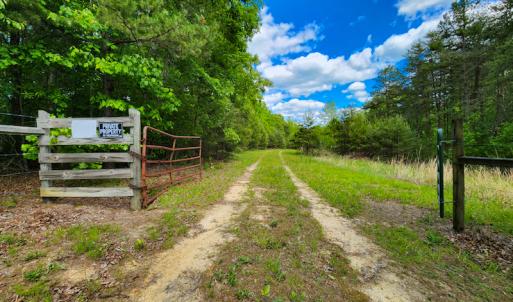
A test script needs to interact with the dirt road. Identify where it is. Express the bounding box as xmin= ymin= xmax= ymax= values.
xmin=133 ymin=162 xmax=259 ymax=301
xmin=282 ymin=159 xmax=425 ymax=302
